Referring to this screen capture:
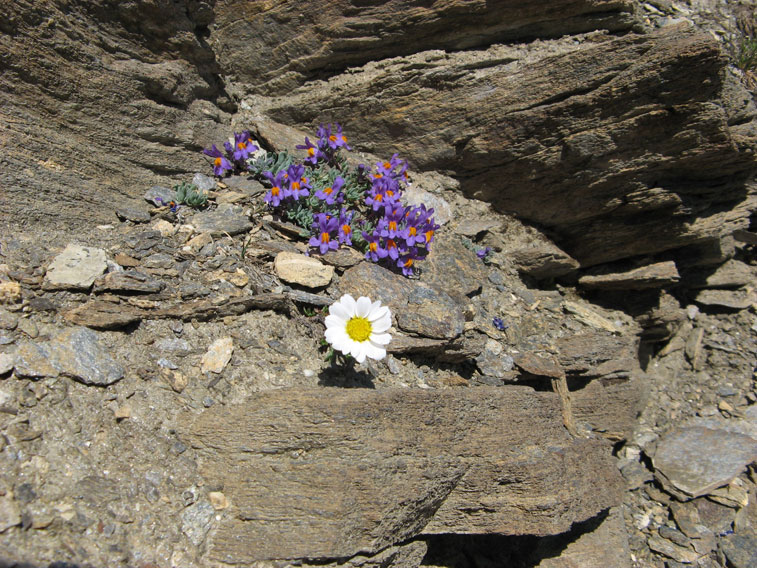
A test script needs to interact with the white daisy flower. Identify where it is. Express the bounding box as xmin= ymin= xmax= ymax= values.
xmin=324 ymin=294 xmax=392 ymax=363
